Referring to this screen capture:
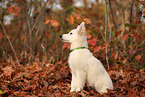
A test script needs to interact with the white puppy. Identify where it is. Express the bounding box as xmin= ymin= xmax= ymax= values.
xmin=60 ymin=22 xmax=113 ymax=94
